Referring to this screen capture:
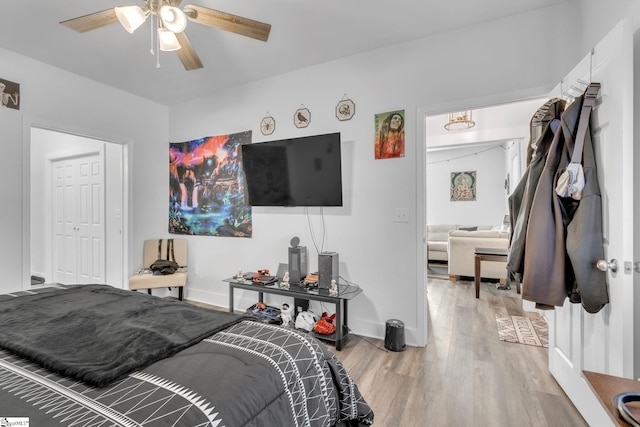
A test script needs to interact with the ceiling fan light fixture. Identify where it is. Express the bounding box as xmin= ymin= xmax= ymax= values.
xmin=158 ymin=28 xmax=182 ymax=51
xmin=159 ymin=6 xmax=187 ymax=33
xmin=115 ymin=6 xmax=147 ymax=33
